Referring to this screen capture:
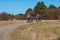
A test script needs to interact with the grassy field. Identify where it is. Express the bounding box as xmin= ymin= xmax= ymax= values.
xmin=0 ymin=20 xmax=26 ymax=27
xmin=5 ymin=20 xmax=60 ymax=40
